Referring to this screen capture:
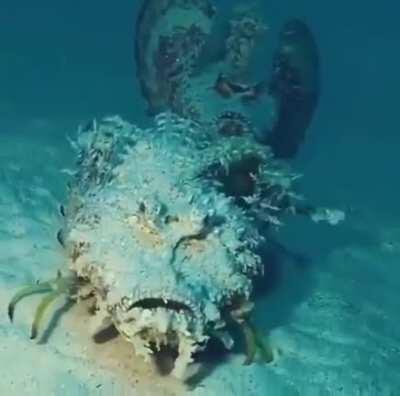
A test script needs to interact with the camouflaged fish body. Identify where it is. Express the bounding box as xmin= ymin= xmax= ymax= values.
xmin=58 ymin=113 xmax=295 ymax=378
